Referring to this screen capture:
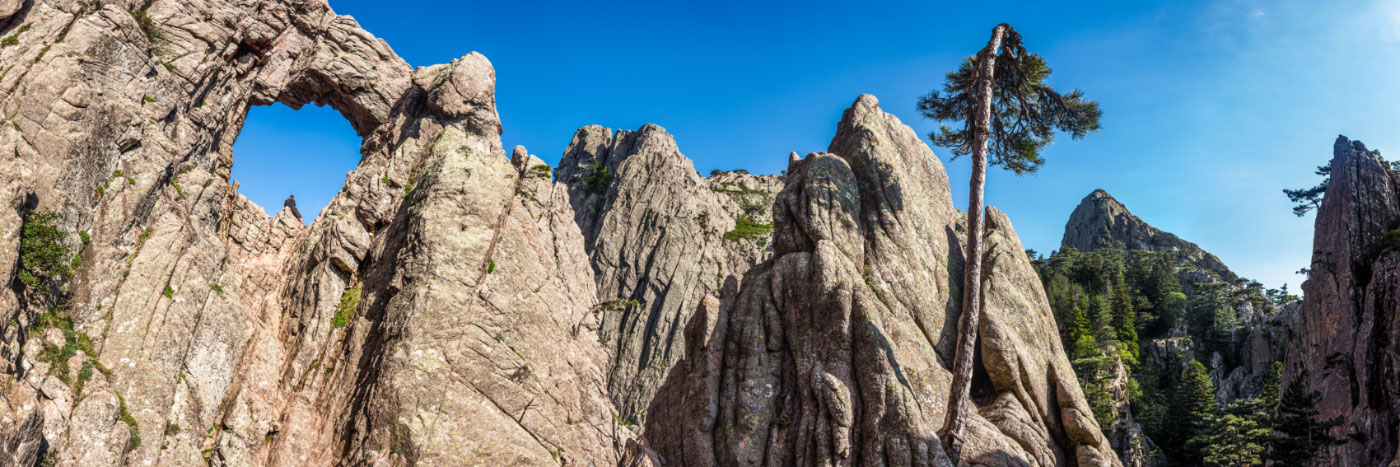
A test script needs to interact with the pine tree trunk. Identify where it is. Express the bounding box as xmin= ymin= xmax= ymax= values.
xmin=939 ymin=23 xmax=1007 ymax=462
